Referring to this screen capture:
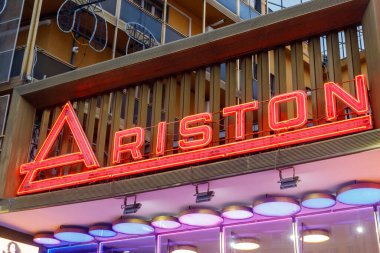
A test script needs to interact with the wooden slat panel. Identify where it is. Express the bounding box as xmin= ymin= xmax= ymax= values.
xmin=257 ymin=51 xmax=270 ymax=136
xmin=151 ymin=80 xmax=164 ymax=156
xmin=327 ymin=32 xmax=344 ymax=119
xmin=291 ymin=41 xmax=305 ymax=90
xmin=241 ymin=56 xmax=254 ymax=139
xmin=164 ymin=77 xmax=177 ymax=154
xmin=108 ymin=91 xmax=123 ymax=165
xmin=96 ymin=94 xmax=110 ymax=166
xmin=274 ymin=47 xmax=288 ymax=121
xmin=225 ymin=60 xmax=237 ymax=143
xmin=345 ymin=26 xmax=361 ymax=92
xmin=195 ymin=69 xmax=206 ymax=113
xmin=37 ymin=109 xmax=50 ymax=150
xmin=72 ymin=99 xmax=86 ymax=172
xmin=77 ymin=100 xmax=86 ymax=126
xmin=308 ymin=37 xmax=325 ymax=124
xmin=86 ymin=97 xmax=97 ymax=148
xmin=210 ymin=64 xmax=221 ymax=145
